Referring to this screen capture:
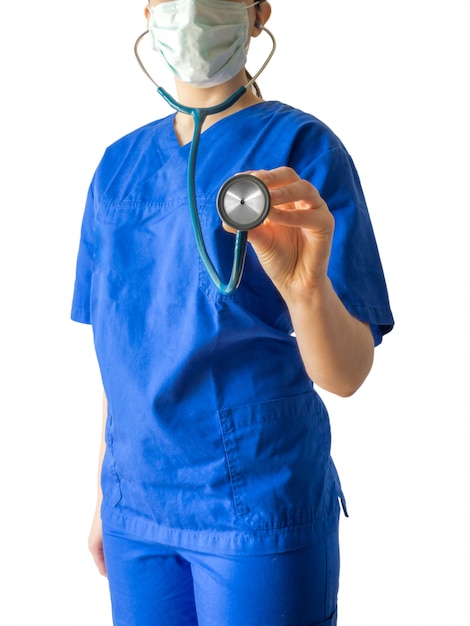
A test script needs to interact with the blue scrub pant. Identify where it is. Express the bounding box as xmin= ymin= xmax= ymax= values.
xmin=102 ymin=526 xmax=340 ymax=626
